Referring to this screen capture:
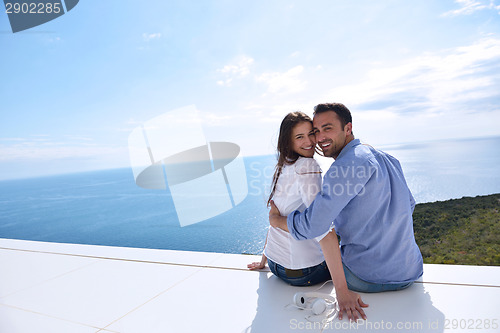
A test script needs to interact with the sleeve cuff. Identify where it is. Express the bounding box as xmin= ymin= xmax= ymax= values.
xmin=286 ymin=211 xmax=302 ymax=240
xmin=314 ymin=222 xmax=334 ymax=242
